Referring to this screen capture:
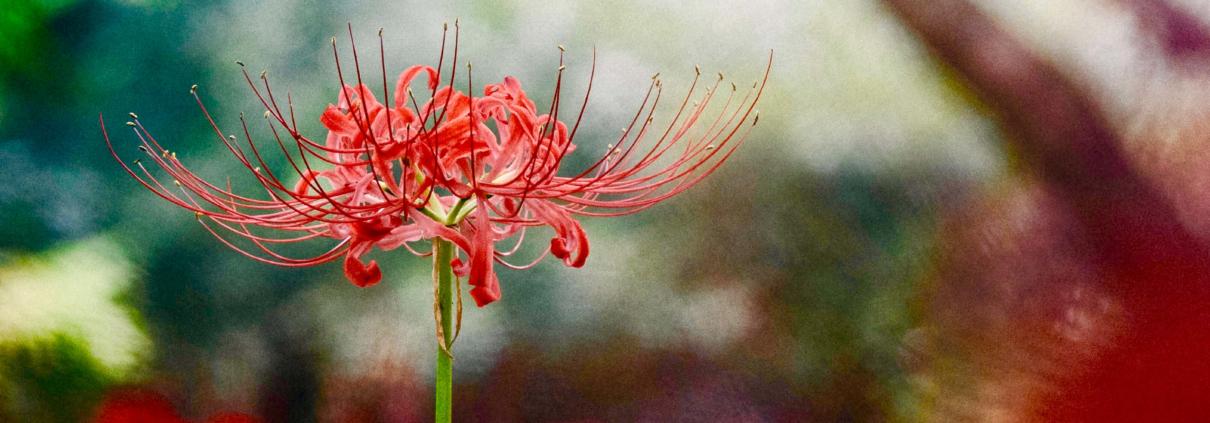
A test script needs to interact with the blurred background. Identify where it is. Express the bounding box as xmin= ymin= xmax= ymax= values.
xmin=5 ymin=0 xmax=1210 ymax=421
